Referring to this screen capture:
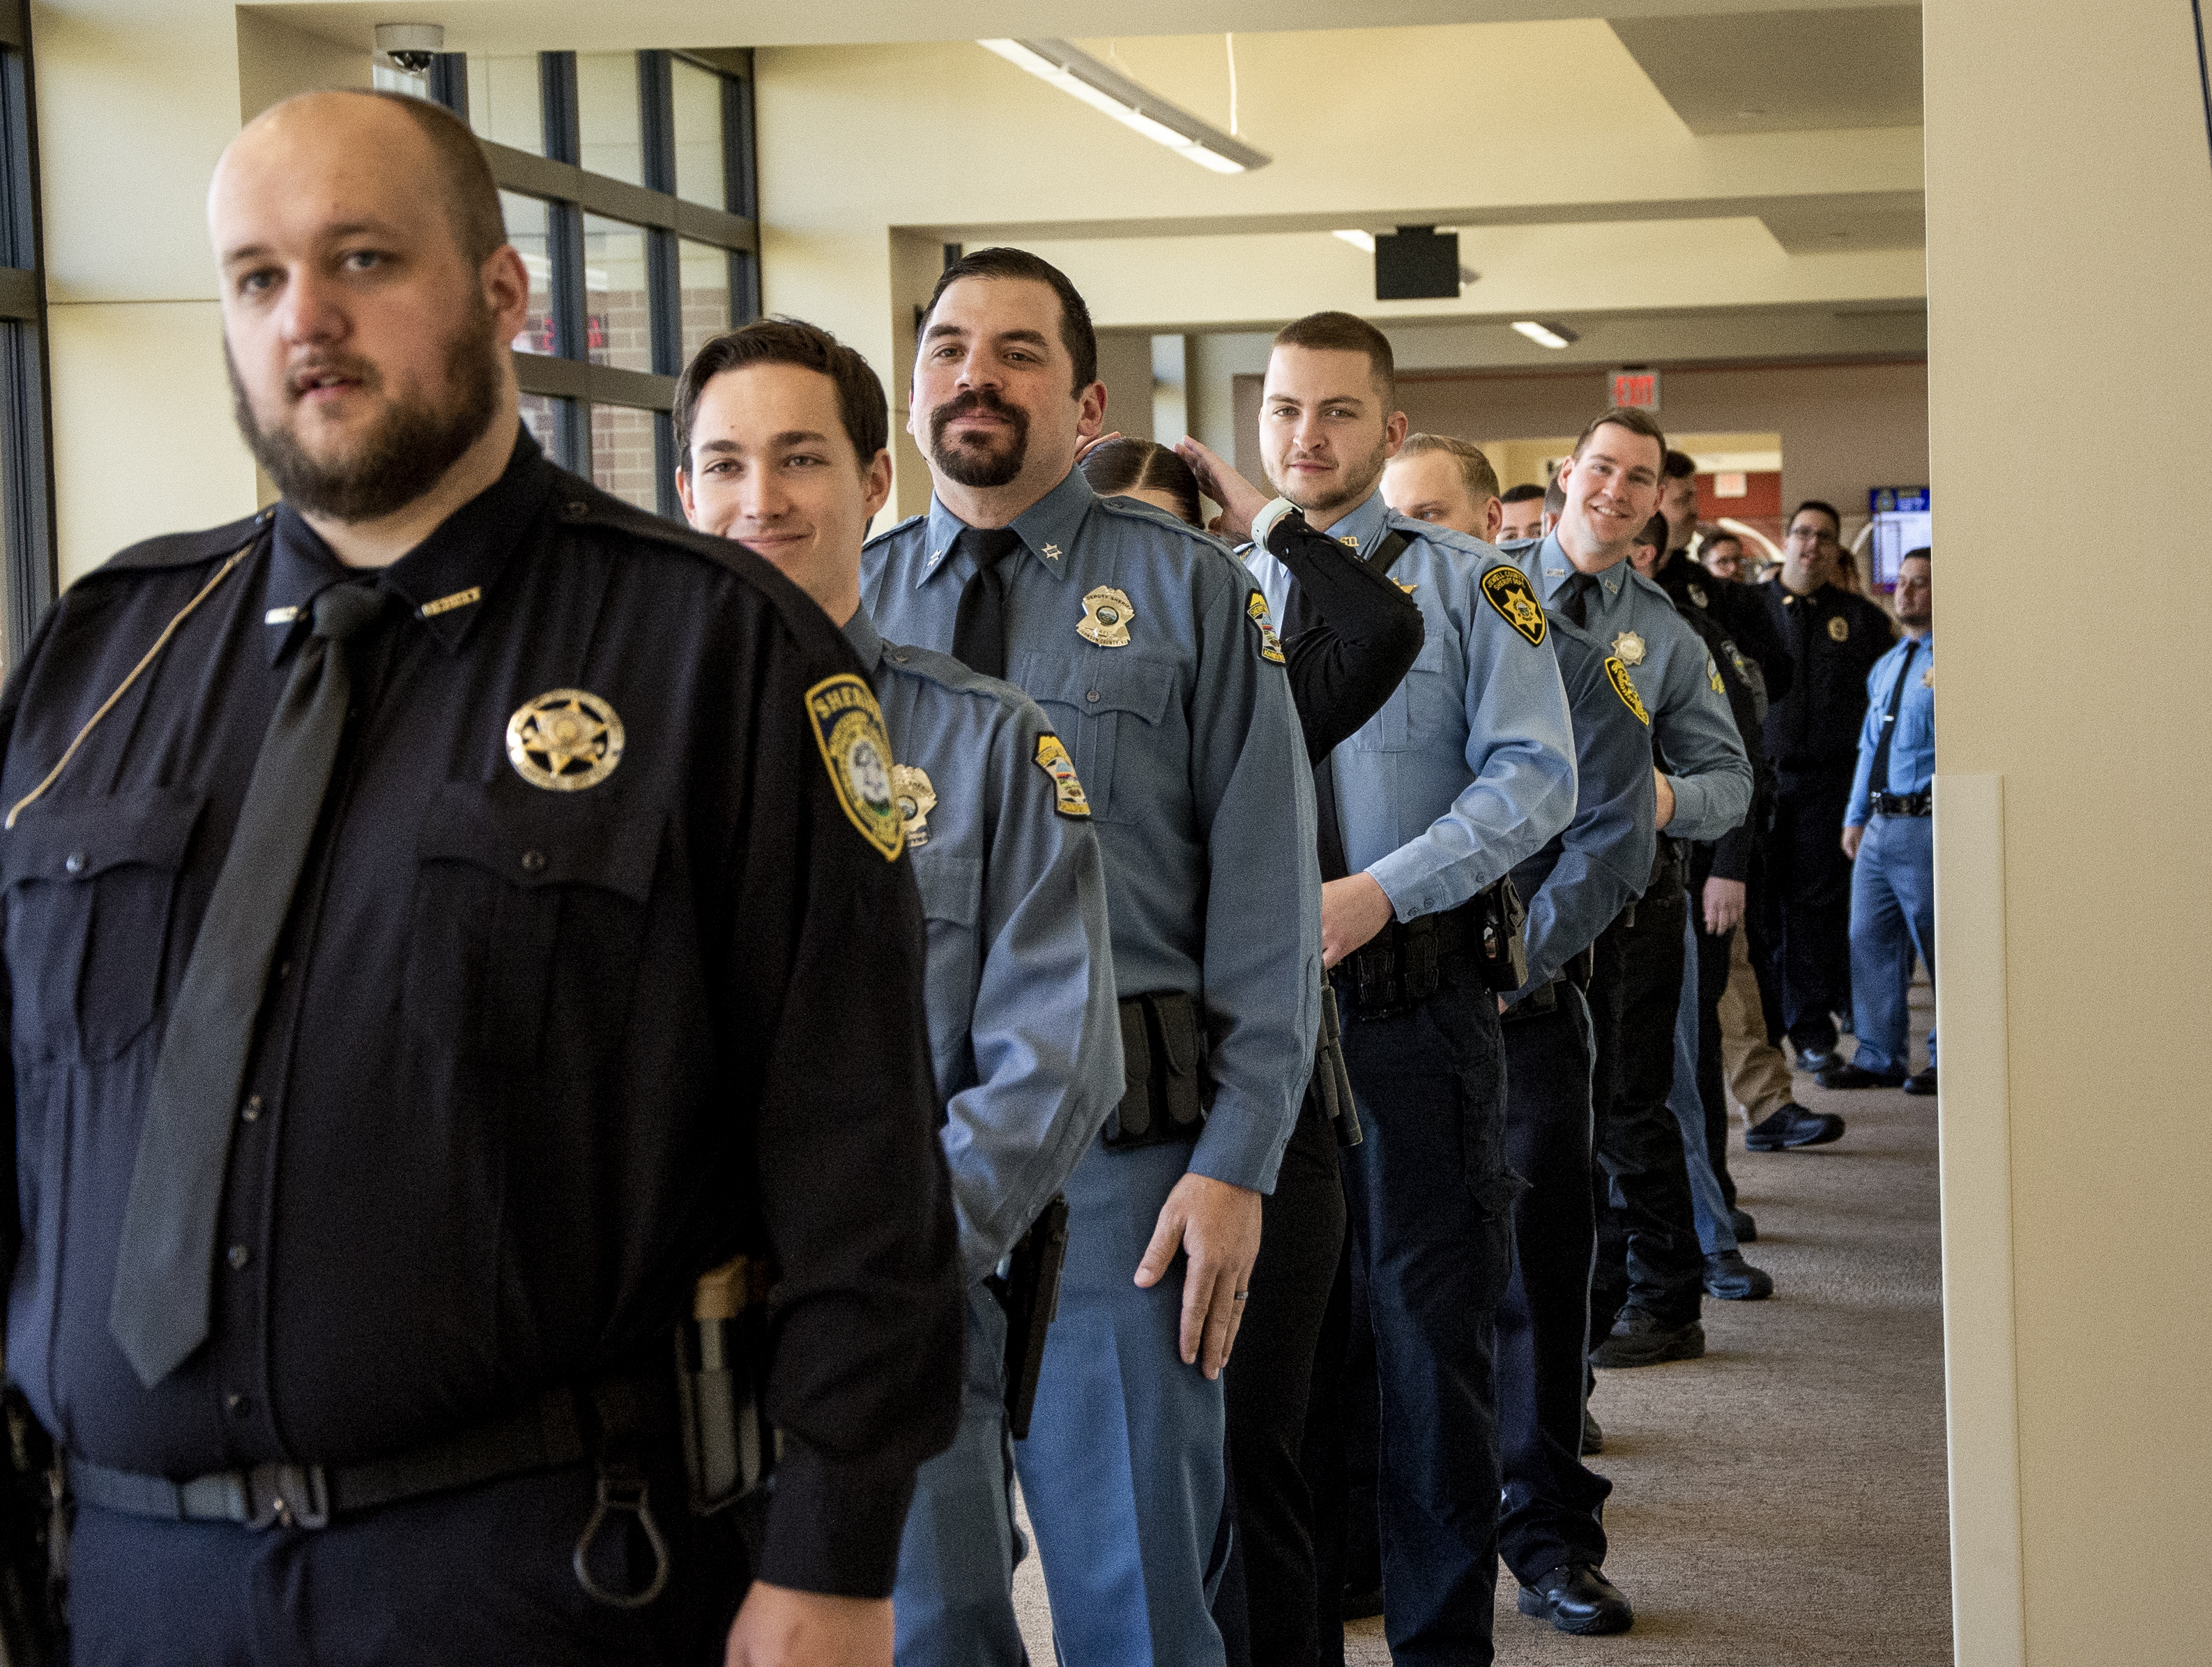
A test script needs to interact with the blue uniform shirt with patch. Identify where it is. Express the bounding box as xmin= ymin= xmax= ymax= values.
xmin=862 ymin=468 xmax=1321 ymax=1194
xmin=1509 ymin=612 xmax=1660 ymax=996
xmin=846 ymin=607 xmax=1122 ymax=1284
xmin=1845 ymin=631 xmax=1936 ymax=825
xmin=1510 ymin=533 xmax=1753 ymax=844
xmin=1245 ymin=492 xmax=1577 ymax=918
